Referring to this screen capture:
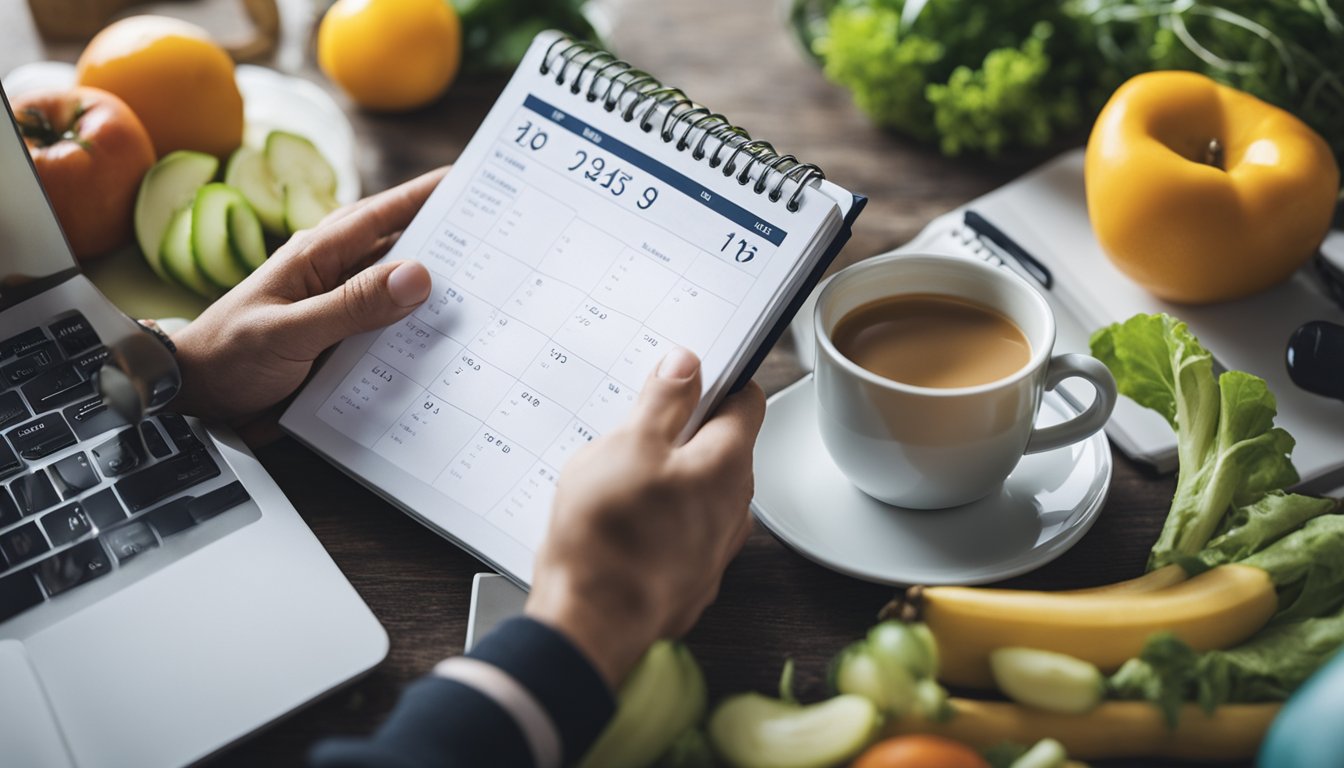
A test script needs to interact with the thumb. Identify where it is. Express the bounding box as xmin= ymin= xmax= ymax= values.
xmin=628 ymin=348 xmax=702 ymax=443
xmin=282 ymin=260 xmax=431 ymax=359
